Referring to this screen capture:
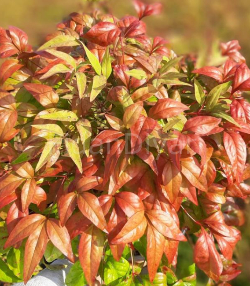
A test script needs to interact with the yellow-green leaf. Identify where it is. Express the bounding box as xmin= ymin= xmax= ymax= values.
xmin=45 ymin=49 xmax=76 ymax=69
xmin=35 ymin=138 xmax=62 ymax=172
xmin=76 ymin=72 xmax=87 ymax=99
xmin=76 ymin=119 xmax=92 ymax=157
xmin=123 ymin=102 xmax=143 ymax=128
xmin=82 ymin=43 xmax=101 ymax=75
xmin=40 ymin=64 xmax=71 ymax=80
xmin=31 ymin=124 xmax=64 ymax=137
xmin=206 ymin=81 xmax=232 ymax=111
xmin=39 ymin=109 xmax=78 ymax=122
xmin=38 ymin=35 xmax=79 ymax=50
xmin=194 ymin=79 xmax=205 ymax=105
xmin=126 ymin=69 xmax=147 ymax=80
xmin=102 ymin=47 xmax=112 ymax=79
xmin=90 ymin=75 xmax=107 ymax=102
xmin=65 ymin=138 xmax=82 ymax=173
